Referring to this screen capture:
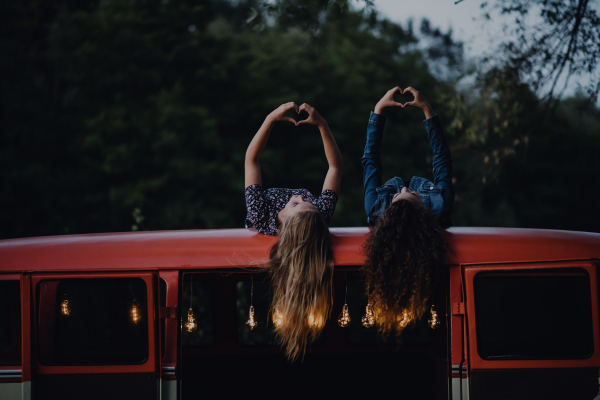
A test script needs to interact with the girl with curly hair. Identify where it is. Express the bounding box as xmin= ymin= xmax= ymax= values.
xmin=245 ymin=102 xmax=342 ymax=360
xmin=361 ymin=87 xmax=453 ymax=337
